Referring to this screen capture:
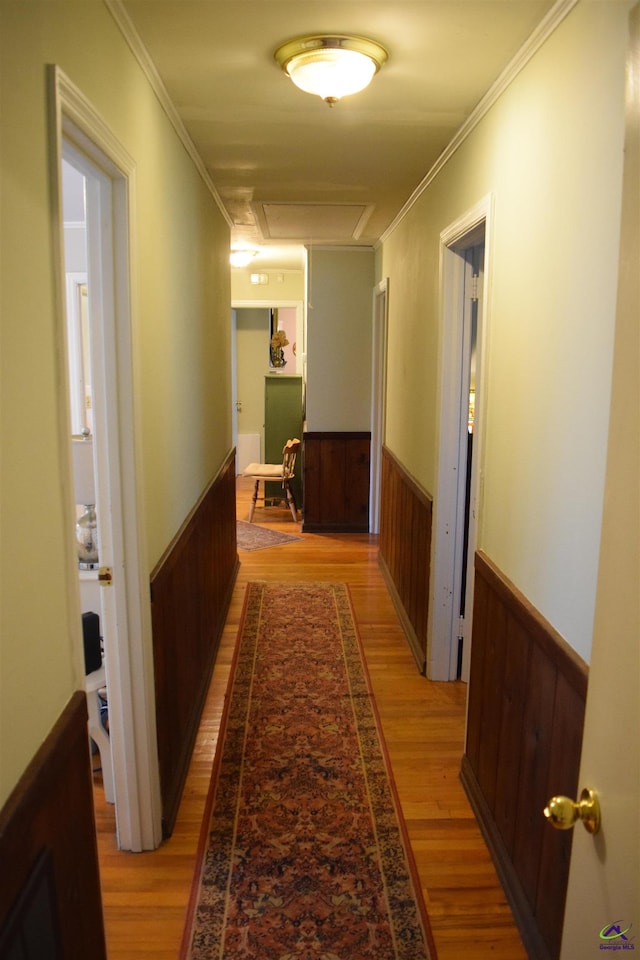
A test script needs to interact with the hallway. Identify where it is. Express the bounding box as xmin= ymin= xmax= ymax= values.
xmin=94 ymin=478 xmax=527 ymax=960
